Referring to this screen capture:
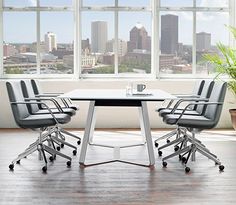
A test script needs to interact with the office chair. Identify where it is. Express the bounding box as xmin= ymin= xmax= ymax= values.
xmin=7 ymin=81 xmax=72 ymax=172
xmin=31 ymin=79 xmax=79 ymax=111
xmin=154 ymin=80 xmax=206 ymax=148
xmin=27 ymin=79 xmax=81 ymax=146
xmin=160 ymin=81 xmax=227 ymax=173
xmin=157 ymin=80 xmax=214 ymax=154
xmin=20 ymin=80 xmax=79 ymax=155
